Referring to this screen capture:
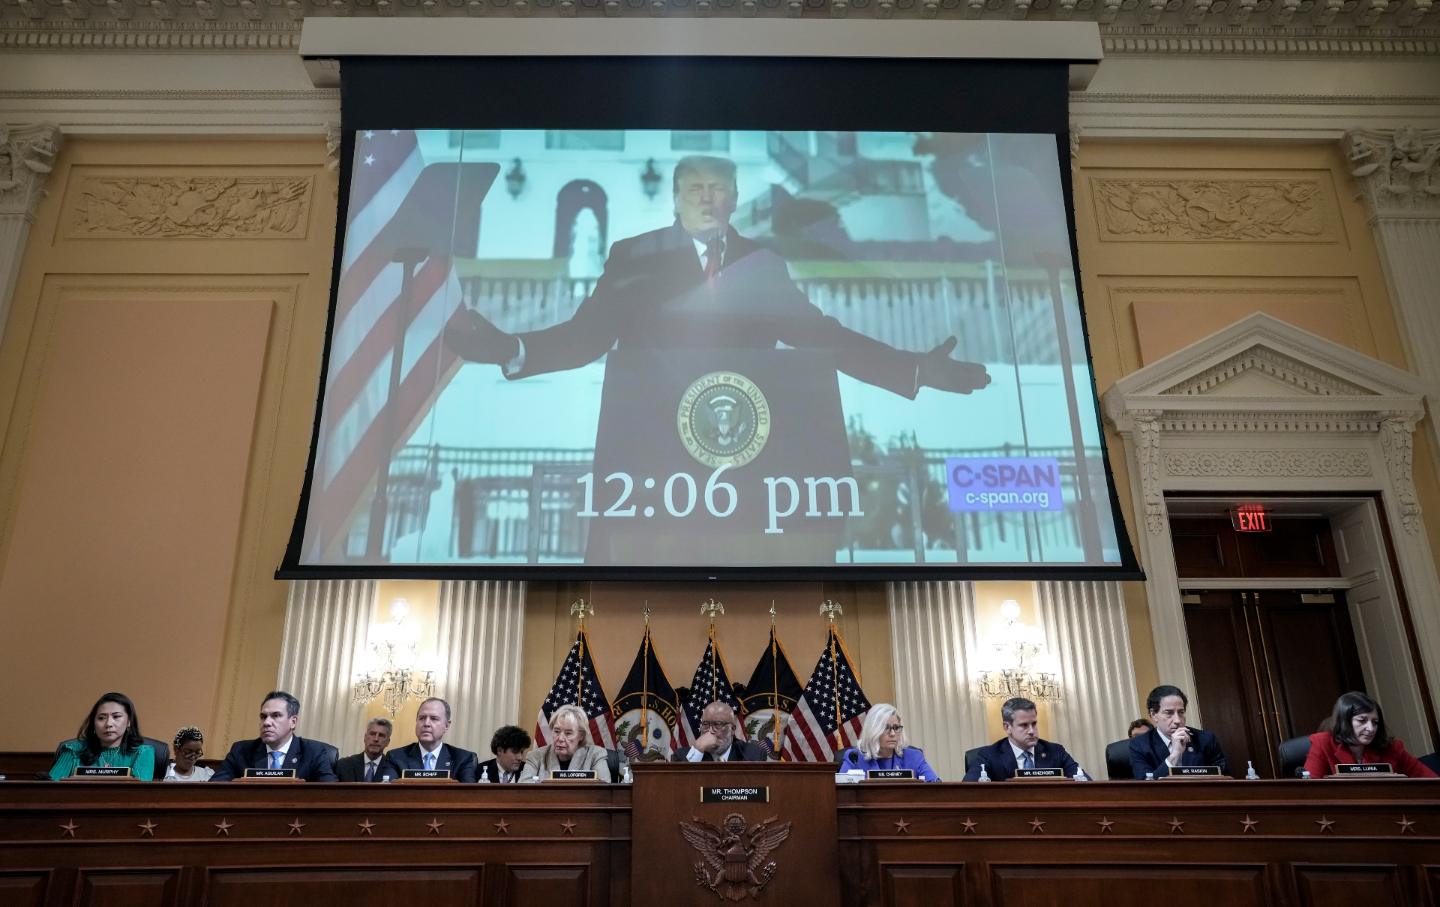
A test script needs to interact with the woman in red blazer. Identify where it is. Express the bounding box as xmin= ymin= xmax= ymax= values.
xmin=1304 ymin=691 xmax=1436 ymax=779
